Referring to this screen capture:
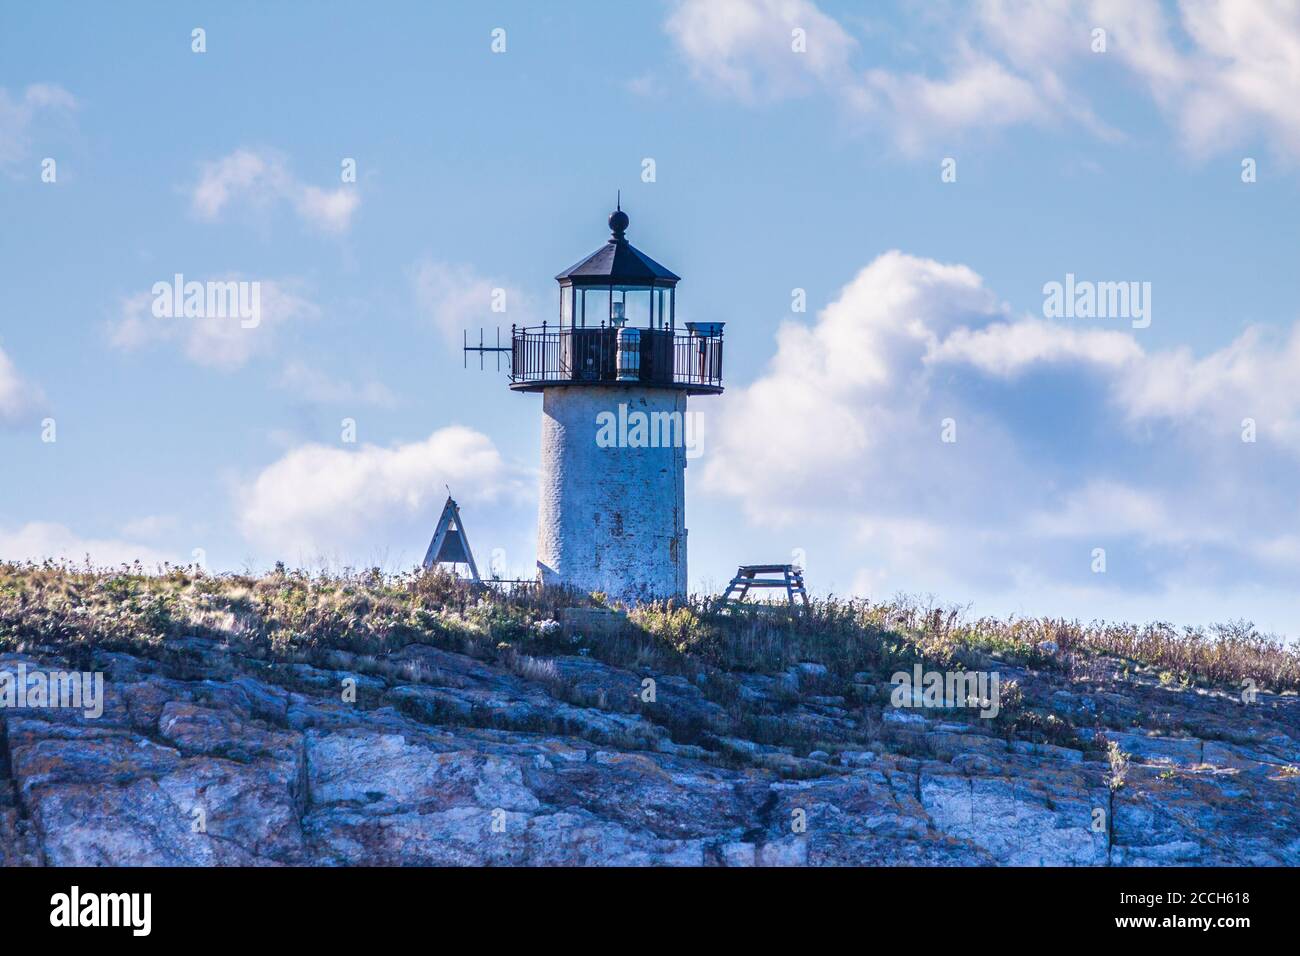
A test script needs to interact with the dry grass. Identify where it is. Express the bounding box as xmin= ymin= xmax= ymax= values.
xmin=1 ymin=561 xmax=1297 ymax=695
